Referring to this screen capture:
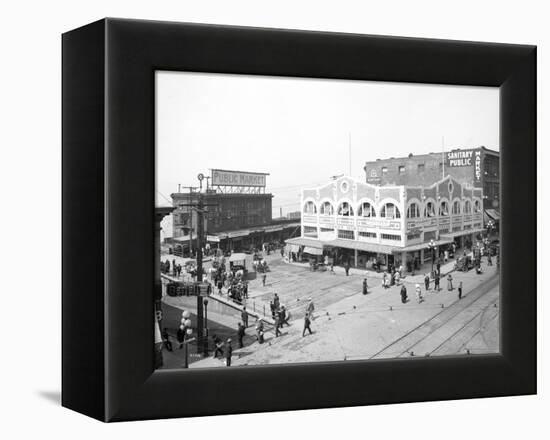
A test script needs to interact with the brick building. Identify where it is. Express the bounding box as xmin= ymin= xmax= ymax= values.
xmin=363 ymin=147 xmax=500 ymax=223
xmin=169 ymin=170 xmax=300 ymax=255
